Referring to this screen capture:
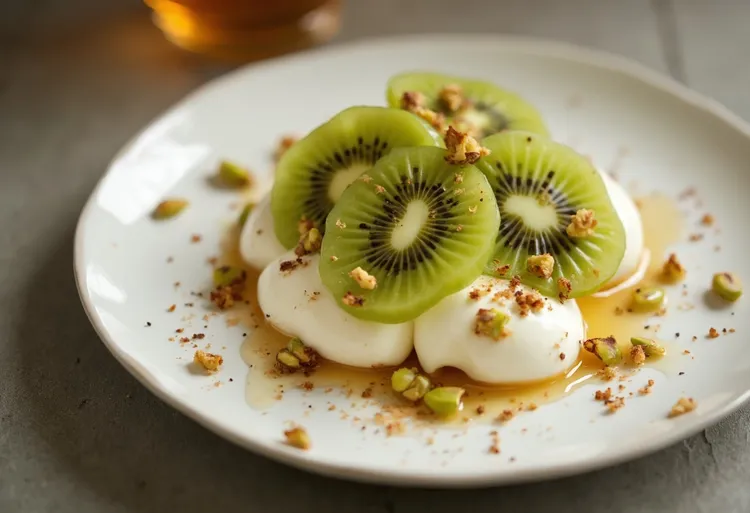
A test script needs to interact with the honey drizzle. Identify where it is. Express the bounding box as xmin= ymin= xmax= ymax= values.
xmin=222 ymin=192 xmax=683 ymax=423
